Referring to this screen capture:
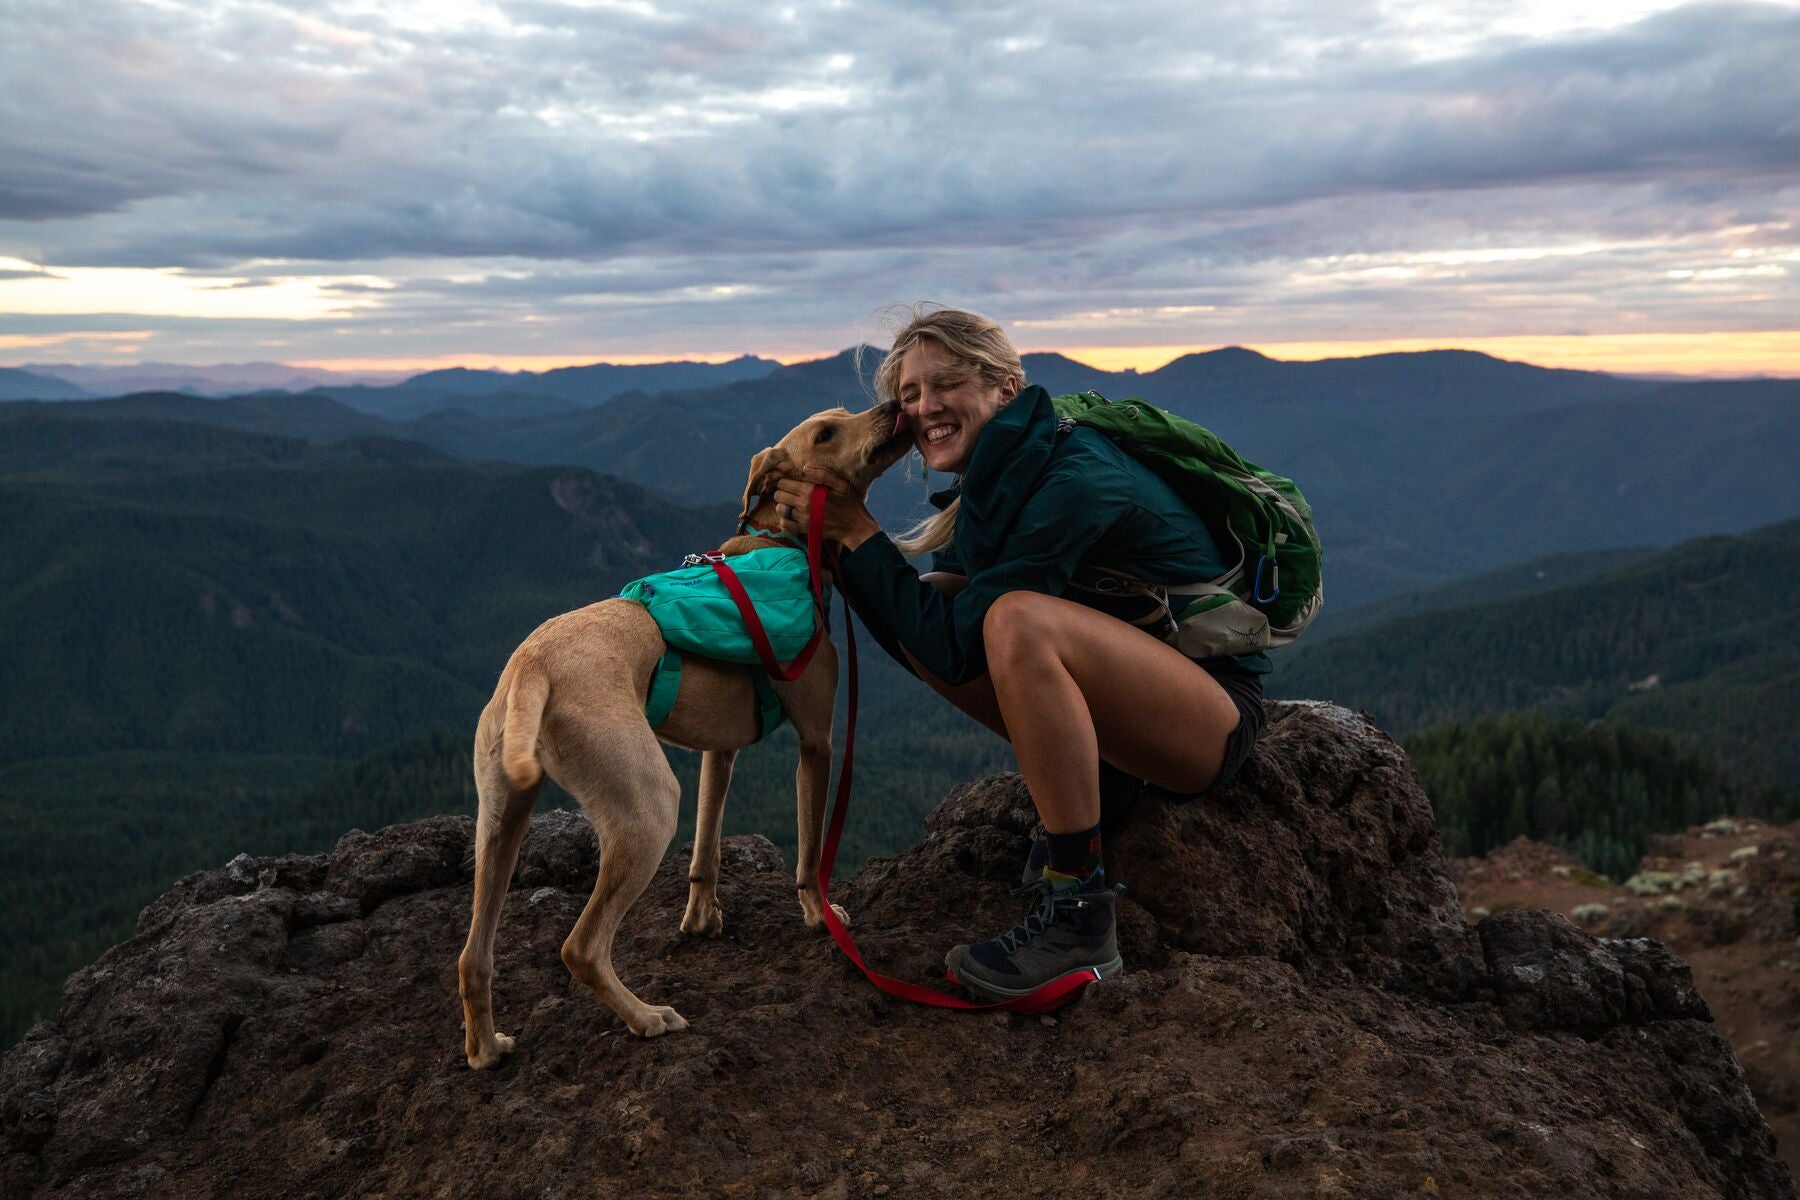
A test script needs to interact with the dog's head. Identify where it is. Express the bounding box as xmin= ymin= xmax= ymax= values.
xmin=737 ymin=401 xmax=912 ymax=528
